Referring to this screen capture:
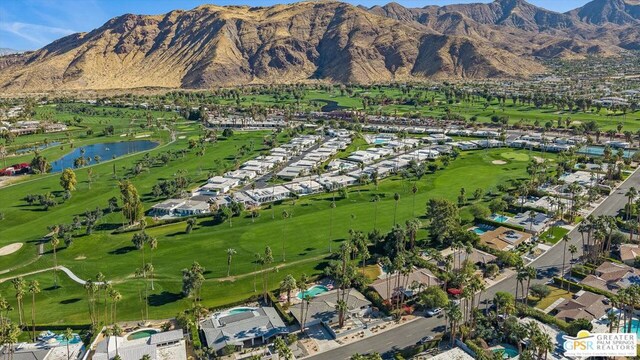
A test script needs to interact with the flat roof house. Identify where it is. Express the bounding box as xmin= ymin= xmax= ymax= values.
xmin=201 ymin=307 xmax=287 ymax=354
xmin=93 ymin=329 xmax=186 ymax=360
xmin=244 ymin=186 xmax=291 ymax=204
xmin=151 ymin=199 xmax=186 ymax=216
xmin=479 ymin=227 xmax=532 ymax=251
xmin=174 ymin=200 xmax=211 ymax=216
